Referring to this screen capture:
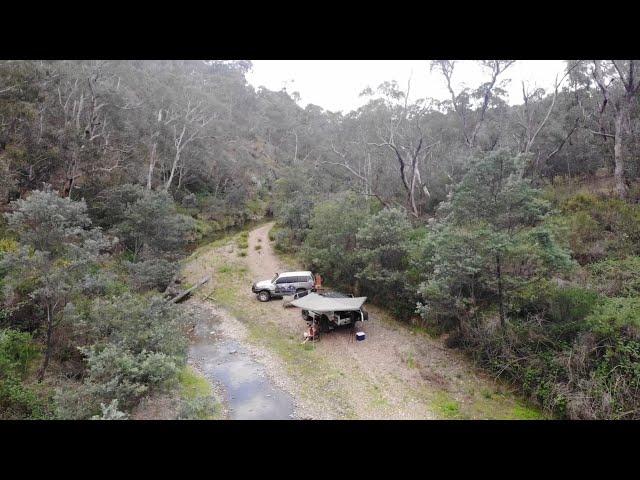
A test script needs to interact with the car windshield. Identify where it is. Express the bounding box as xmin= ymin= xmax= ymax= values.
xmin=271 ymin=273 xmax=279 ymax=283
